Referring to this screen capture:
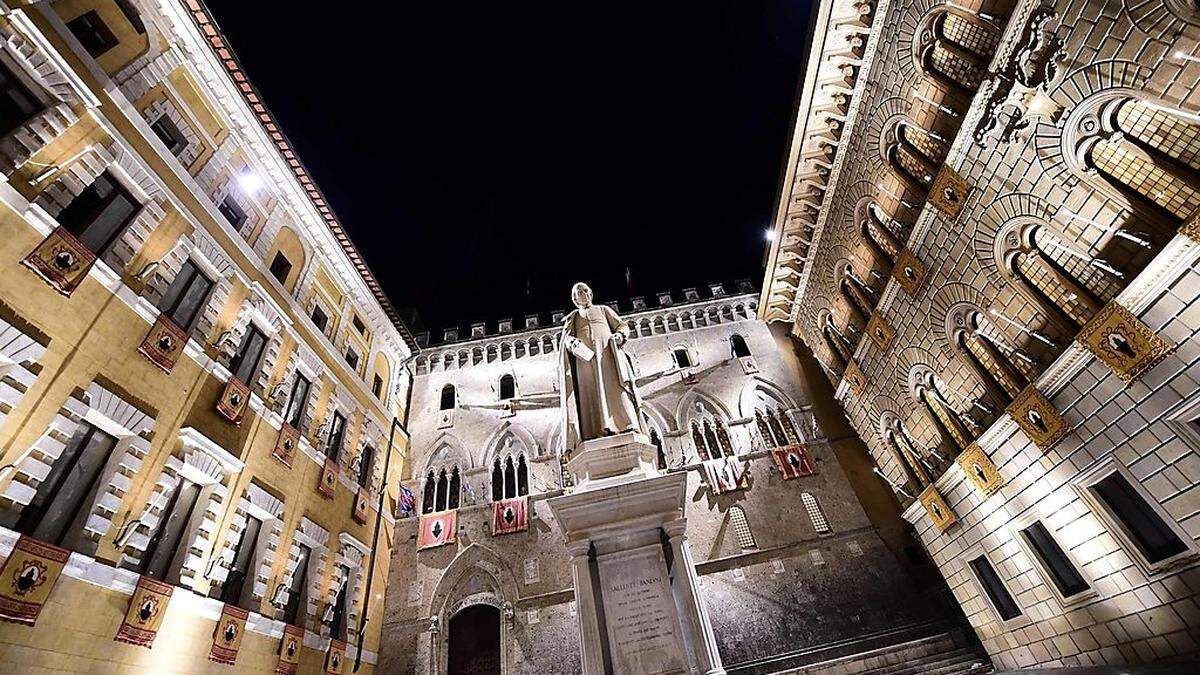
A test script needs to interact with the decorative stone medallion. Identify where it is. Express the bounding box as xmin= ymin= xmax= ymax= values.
xmin=866 ymin=312 xmax=895 ymax=352
xmin=353 ymin=487 xmax=370 ymax=524
xmin=919 ymin=484 xmax=956 ymax=533
xmin=892 ymin=249 xmax=927 ymax=297
xmin=843 ymin=360 xmax=866 ymax=396
xmin=317 ymin=458 xmax=339 ymax=498
xmin=1077 ymin=302 xmax=1173 ymax=384
xmin=929 ymin=166 xmax=969 ymax=220
xmin=956 ymin=443 xmax=1004 ymax=497
xmin=1007 ymin=385 xmax=1068 ymax=450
